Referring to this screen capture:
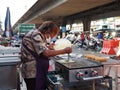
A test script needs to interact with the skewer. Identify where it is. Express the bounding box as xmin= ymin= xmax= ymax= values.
xmin=67 ymin=53 xmax=70 ymax=67
xmin=68 ymin=53 xmax=70 ymax=61
xmin=92 ymin=80 xmax=95 ymax=90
